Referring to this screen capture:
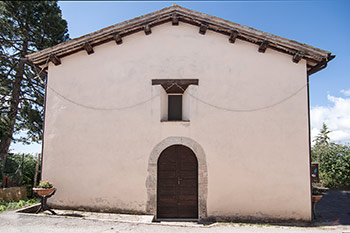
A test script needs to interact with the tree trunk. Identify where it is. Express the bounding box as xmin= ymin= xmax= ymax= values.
xmin=0 ymin=41 xmax=27 ymax=188
xmin=33 ymin=153 xmax=41 ymax=187
xmin=17 ymin=153 xmax=25 ymax=186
